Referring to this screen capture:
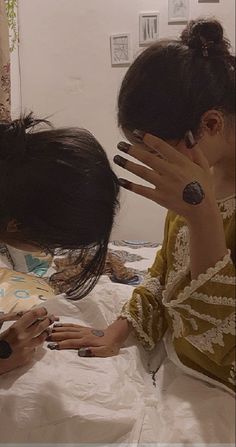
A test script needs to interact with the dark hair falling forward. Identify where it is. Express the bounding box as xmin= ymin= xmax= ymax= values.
xmin=118 ymin=18 xmax=235 ymax=141
xmin=0 ymin=113 xmax=120 ymax=299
